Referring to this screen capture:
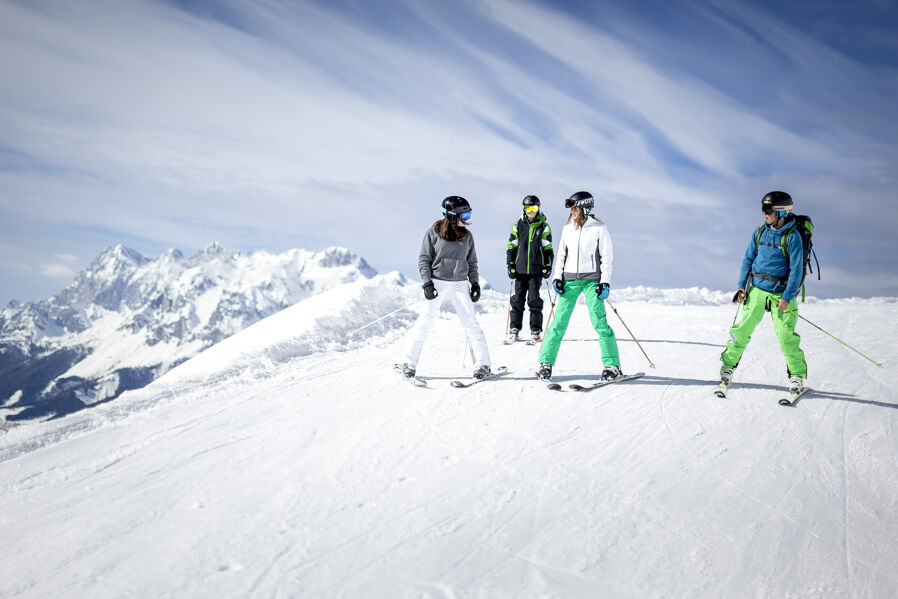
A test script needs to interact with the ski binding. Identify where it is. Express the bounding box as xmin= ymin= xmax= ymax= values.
xmin=568 ymin=372 xmax=645 ymax=392
xmin=779 ymin=387 xmax=810 ymax=406
xmin=394 ymin=364 xmax=427 ymax=387
xmin=450 ymin=366 xmax=509 ymax=388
